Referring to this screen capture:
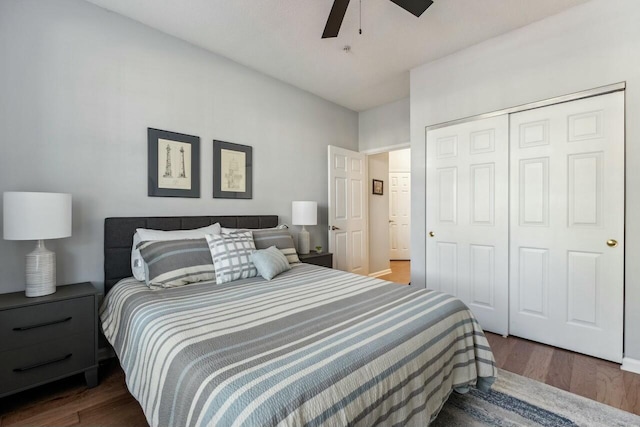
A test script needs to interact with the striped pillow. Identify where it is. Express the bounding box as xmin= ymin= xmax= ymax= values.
xmin=137 ymin=239 xmax=215 ymax=289
xmin=251 ymin=246 xmax=291 ymax=280
xmin=252 ymin=228 xmax=300 ymax=264
xmin=206 ymin=231 xmax=258 ymax=284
